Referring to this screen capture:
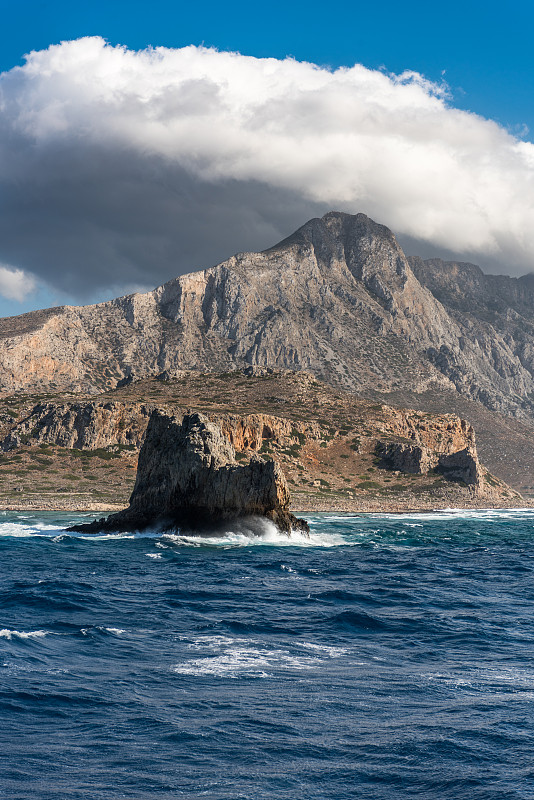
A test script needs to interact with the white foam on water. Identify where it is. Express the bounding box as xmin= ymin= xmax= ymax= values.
xmin=280 ymin=564 xmax=298 ymax=573
xmin=4 ymin=508 xmax=534 ymax=546
xmin=173 ymin=635 xmax=347 ymax=678
xmin=424 ymin=665 xmax=534 ymax=695
xmin=79 ymin=533 xmax=138 ymax=541
xmin=100 ymin=627 xmax=125 ymax=635
xmin=374 ymin=508 xmax=534 ymax=523
xmin=0 ymin=629 xmax=48 ymax=640
xmin=163 ymin=517 xmax=346 ymax=548
xmin=185 ymin=635 xmax=237 ymax=650
xmin=145 ymin=553 xmax=162 ymax=559
xmin=299 ymin=642 xmax=348 ymax=657
xmin=172 ymin=647 xmax=317 ymax=677
xmin=0 ymin=521 xmax=62 ymax=538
